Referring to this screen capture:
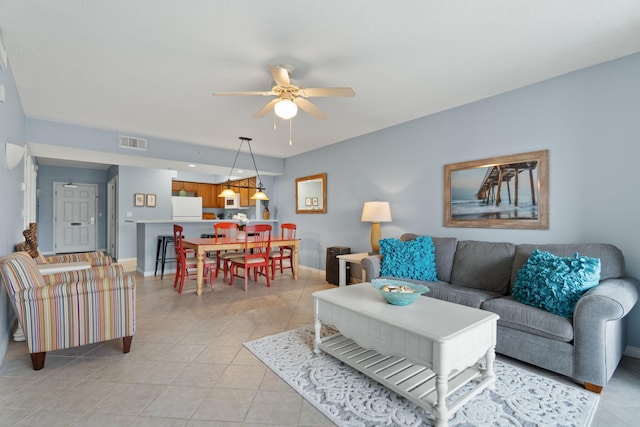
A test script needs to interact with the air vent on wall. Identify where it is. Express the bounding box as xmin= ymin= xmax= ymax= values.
xmin=119 ymin=135 xmax=147 ymax=151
